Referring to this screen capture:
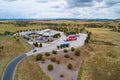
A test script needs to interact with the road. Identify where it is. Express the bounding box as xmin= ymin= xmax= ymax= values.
xmin=1 ymin=54 xmax=27 ymax=80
